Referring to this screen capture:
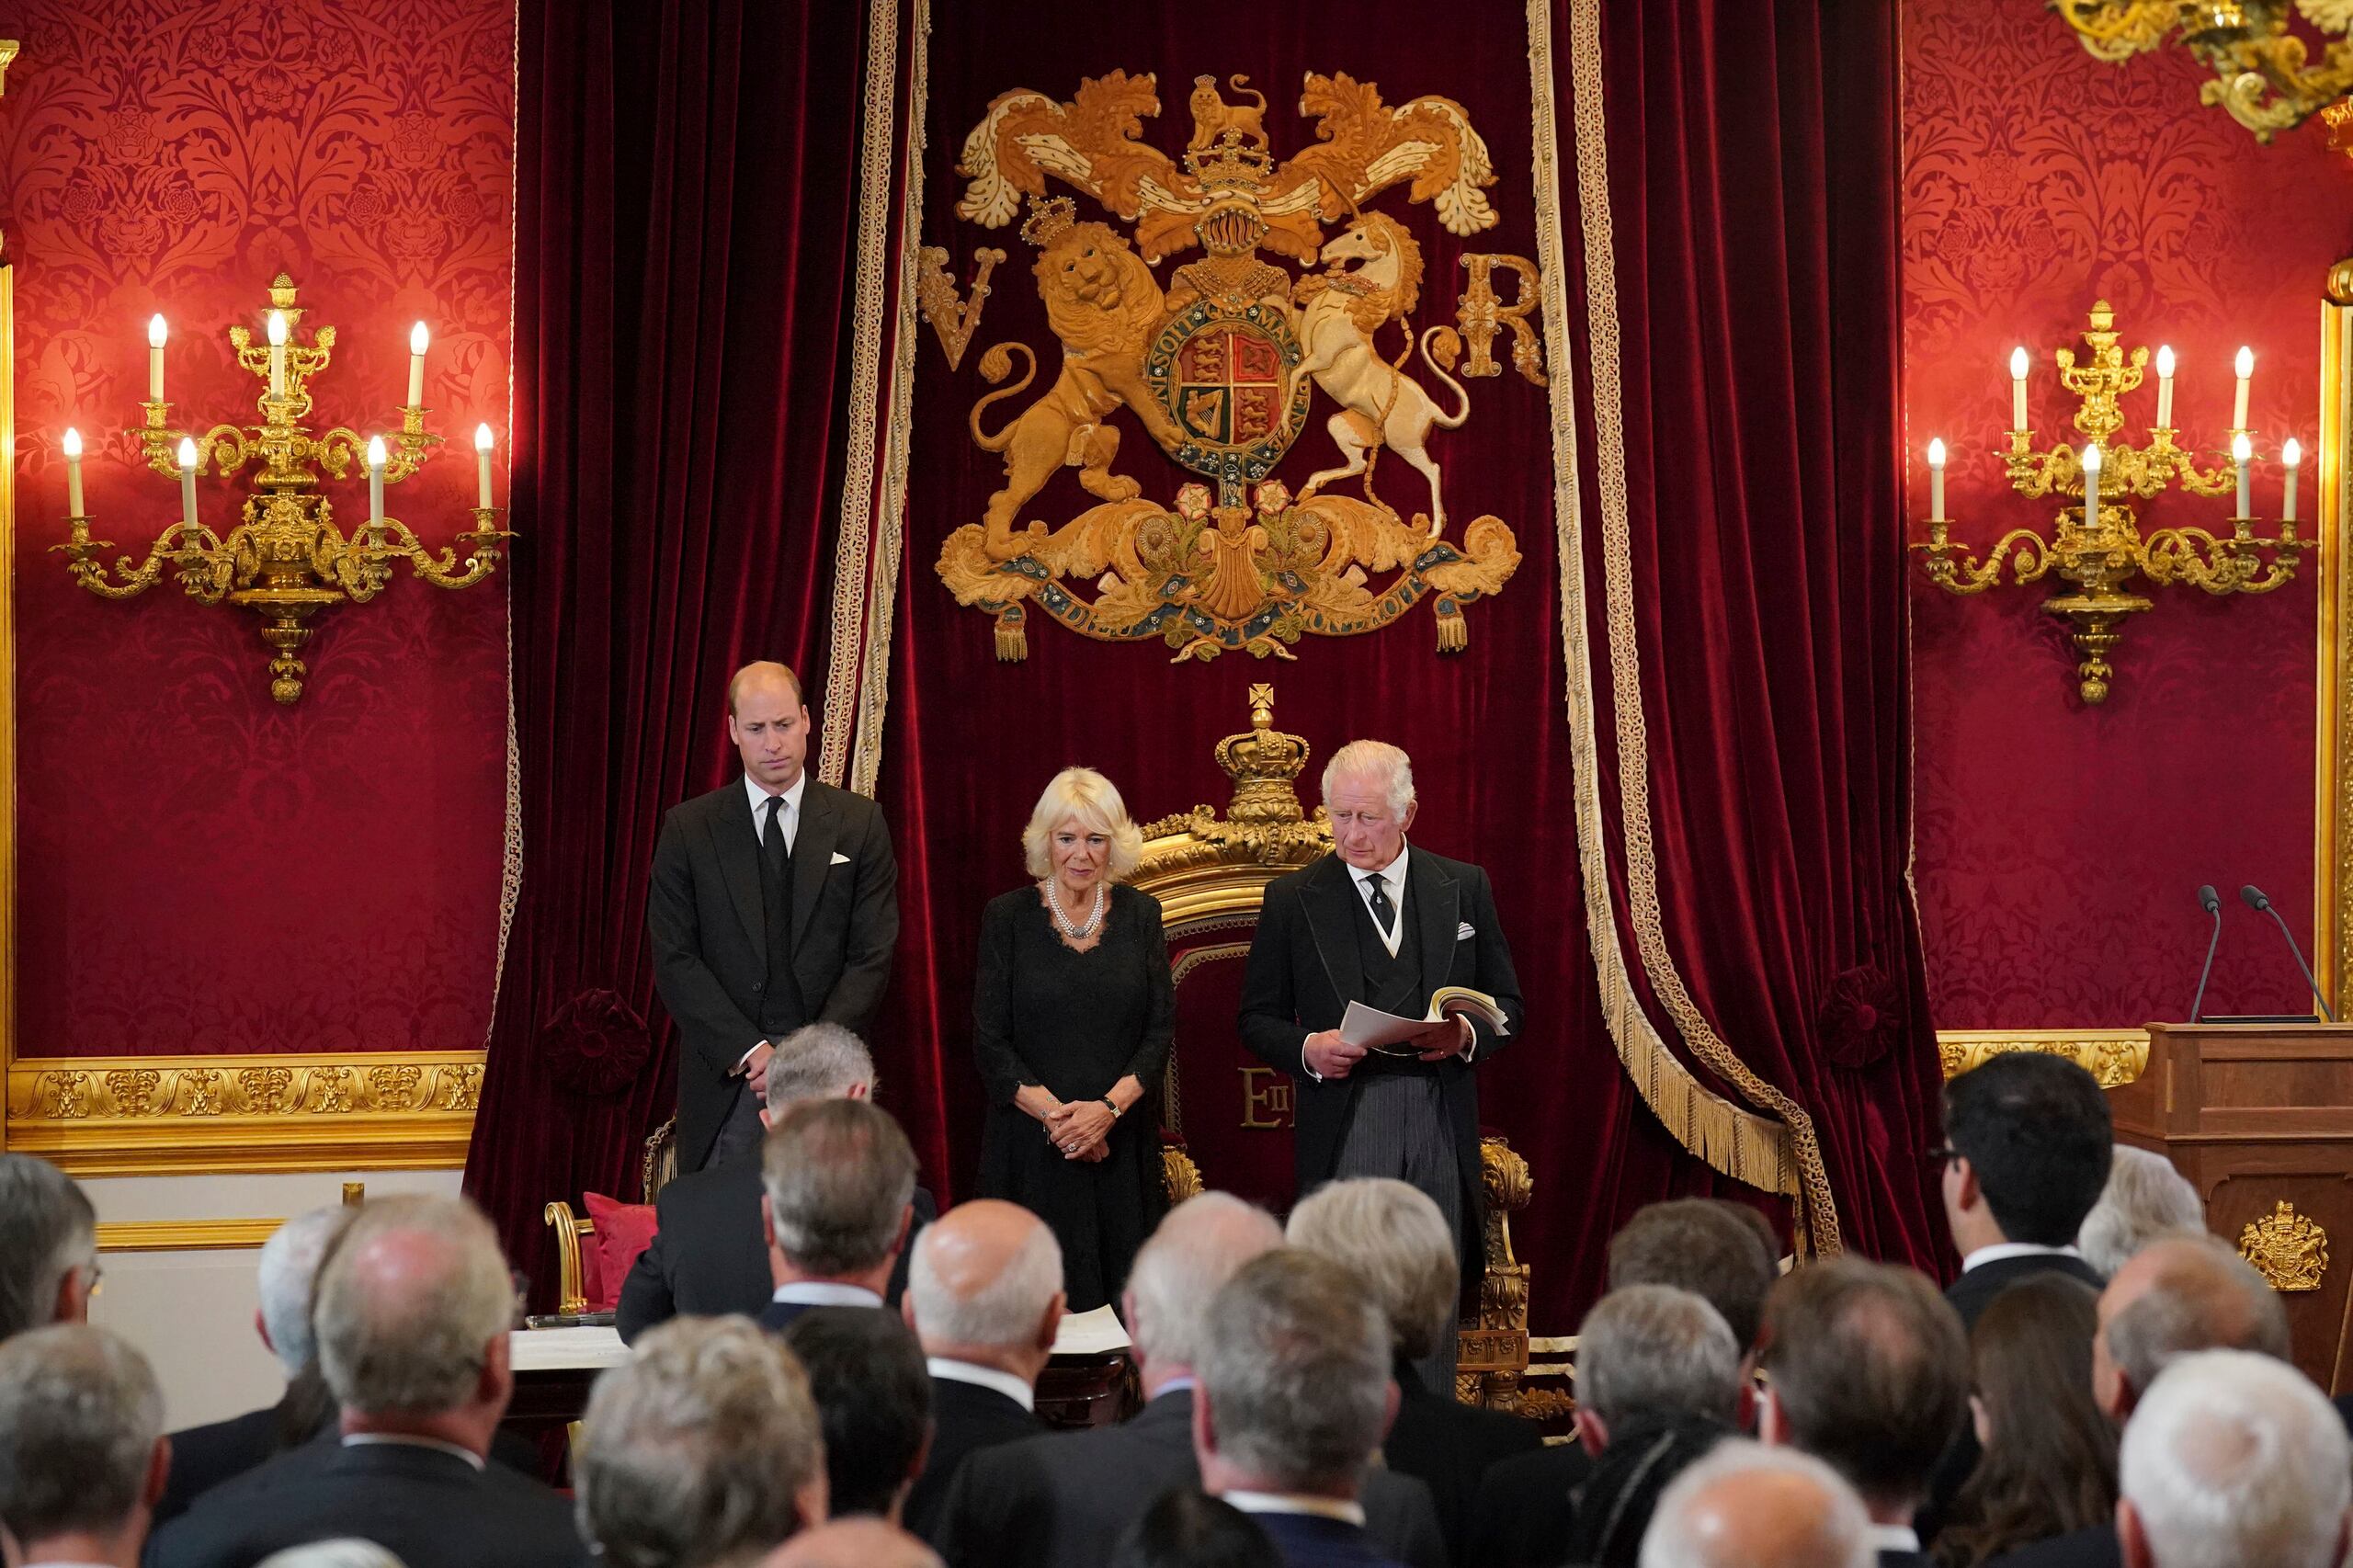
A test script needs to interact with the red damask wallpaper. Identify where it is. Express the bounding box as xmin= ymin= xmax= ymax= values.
xmin=1903 ymin=2 xmax=2348 ymax=1028
xmin=0 ymin=1 xmax=513 ymax=1055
